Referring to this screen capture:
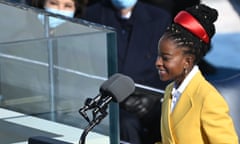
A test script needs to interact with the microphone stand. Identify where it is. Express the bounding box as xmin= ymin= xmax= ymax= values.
xmin=79 ymin=96 xmax=112 ymax=144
